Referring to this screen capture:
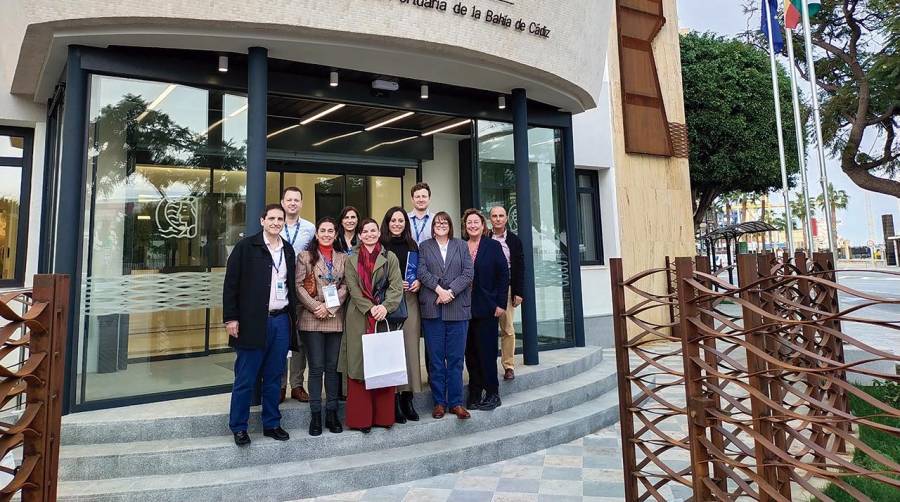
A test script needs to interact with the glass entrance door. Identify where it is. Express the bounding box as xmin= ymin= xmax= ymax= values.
xmin=267 ymin=170 xmax=409 ymax=223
